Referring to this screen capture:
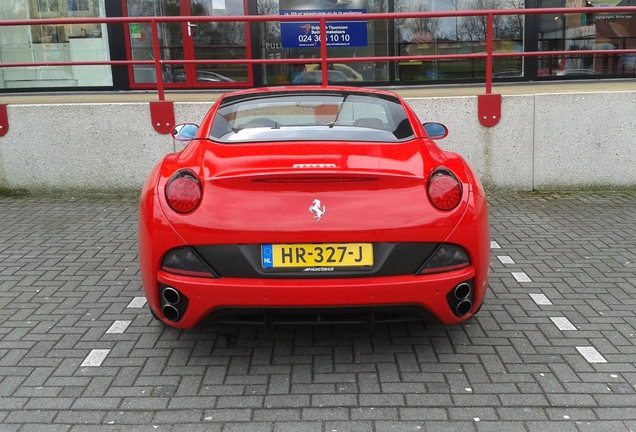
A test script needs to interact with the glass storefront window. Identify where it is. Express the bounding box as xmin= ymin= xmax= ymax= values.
xmin=126 ymin=0 xmax=249 ymax=87
xmin=538 ymin=0 xmax=635 ymax=77
xmin=0 ymin=0 xmax=112 ymax=89
xmin=257 ymin=0 xmax=388 ymax=85
xmin=190 ymin=0 xmax=249 ymax=84
xmin=127 ymin=0 xmax=182 ymax=84
xmin=2 ymin=0 xmax=634 ymax=90
xmin=395 ymin=0 xmax=524 ymax=82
